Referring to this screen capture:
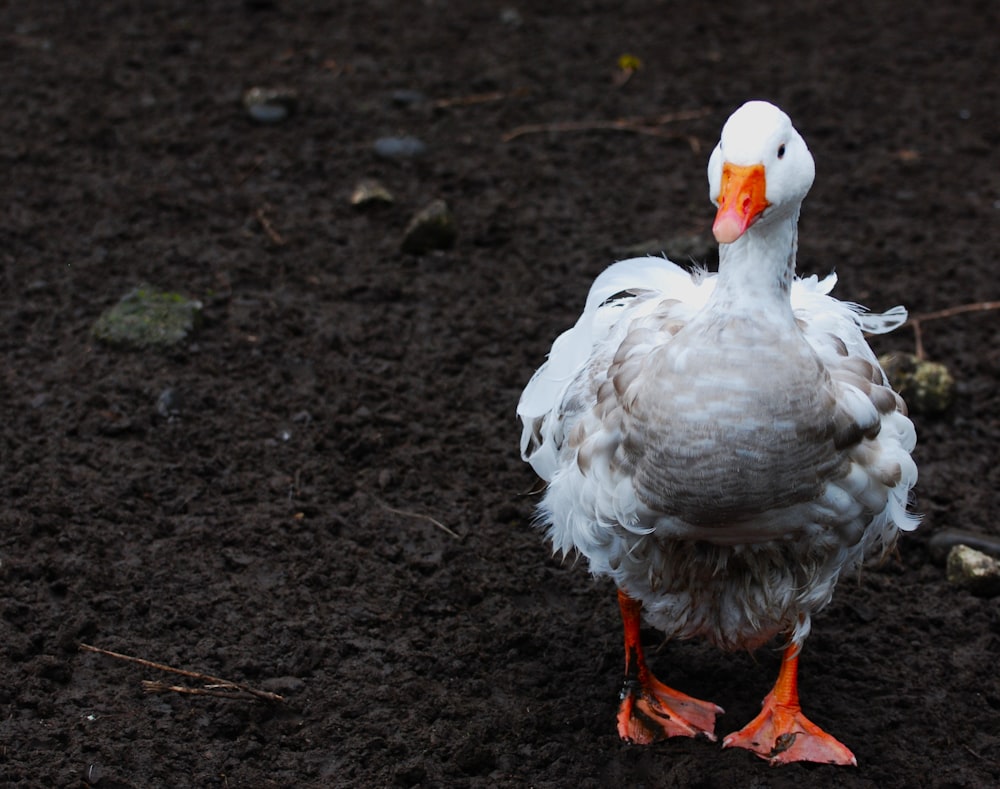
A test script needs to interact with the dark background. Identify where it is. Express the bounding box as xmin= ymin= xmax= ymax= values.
xmin=2 ymin=1 xmax=998 ymax=786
